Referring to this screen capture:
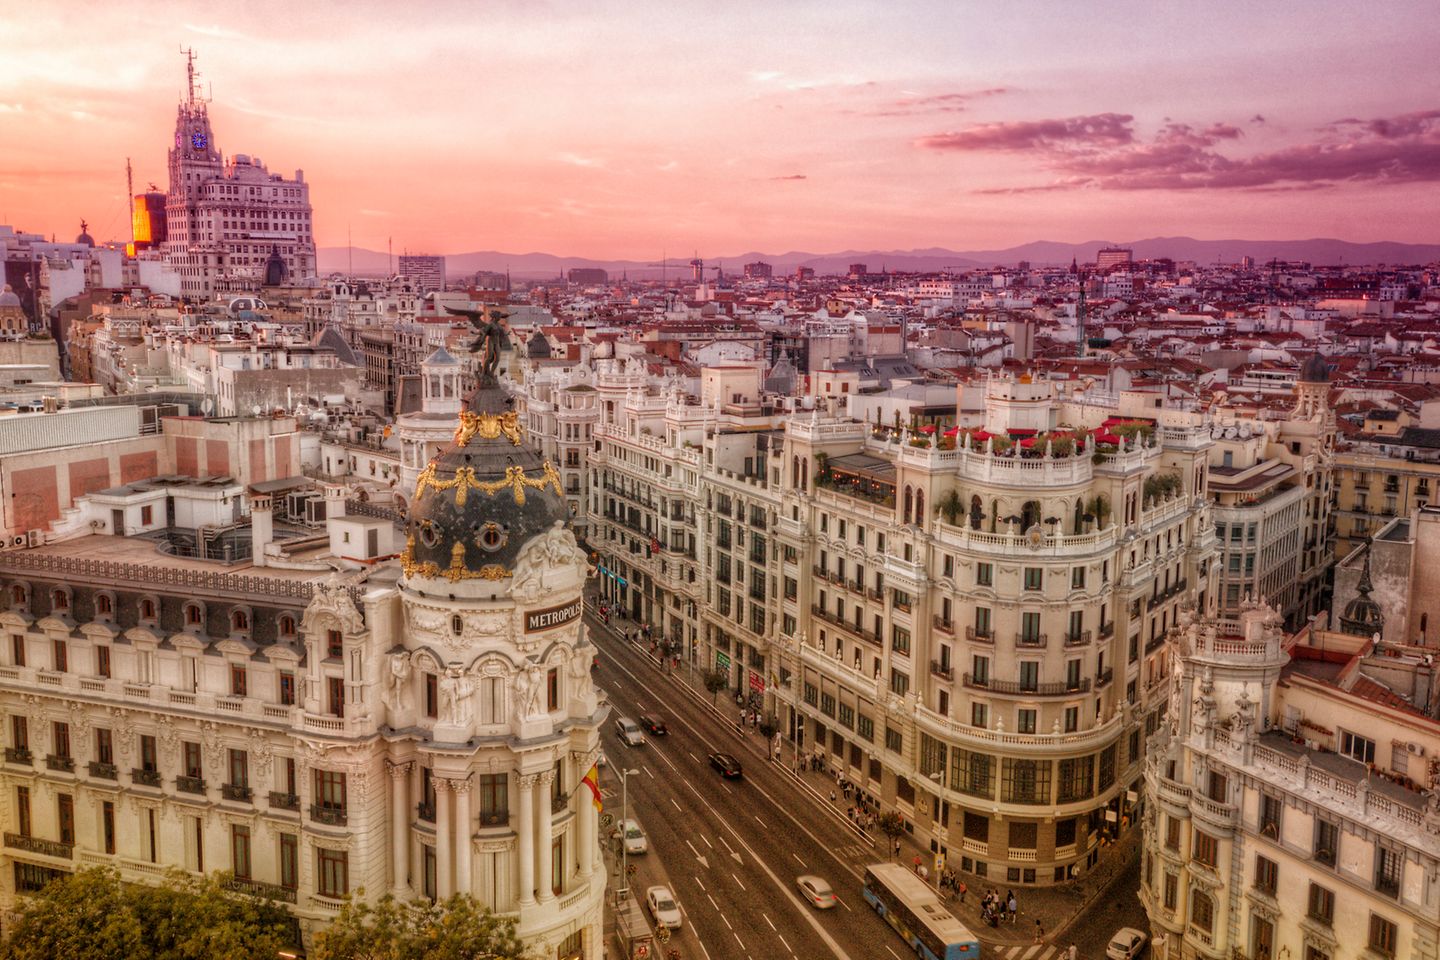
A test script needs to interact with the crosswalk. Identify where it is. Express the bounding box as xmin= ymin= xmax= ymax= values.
xmin=830 ymin=842 xmax=870 ymax=860
xmin=993 ymin=945 xmax=1062 ymax=960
